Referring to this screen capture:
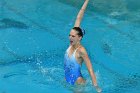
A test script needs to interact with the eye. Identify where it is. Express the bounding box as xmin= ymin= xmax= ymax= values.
xmin=69 ymin=35 xmax=75 ymax=37
xmin=71 ymin=35 xmax=75 ymax=37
